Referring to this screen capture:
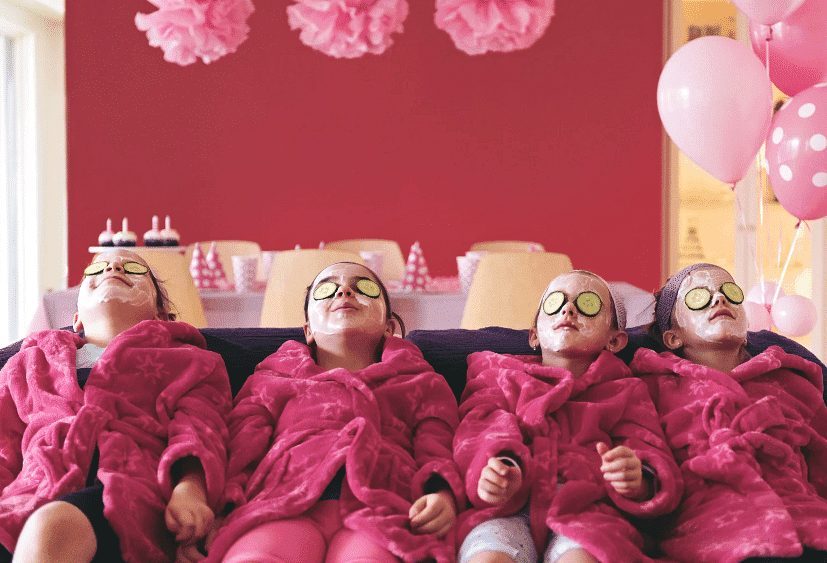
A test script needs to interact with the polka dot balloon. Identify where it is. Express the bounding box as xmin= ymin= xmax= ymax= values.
xmin=766 ymin=83 xmax=827 ymax=221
